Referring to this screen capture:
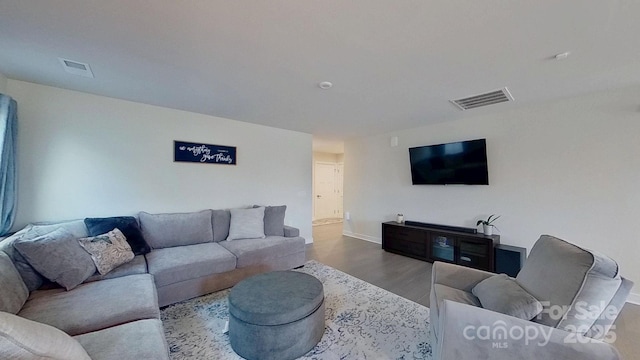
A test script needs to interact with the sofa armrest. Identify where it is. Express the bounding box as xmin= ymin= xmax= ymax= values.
xmin=432 ymin=261 xmax=495 ymax=292
xmin=434 ymin=299 xmax=621 ymax=360
xmin=283 ymin=226 xmax=300 ymax=237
